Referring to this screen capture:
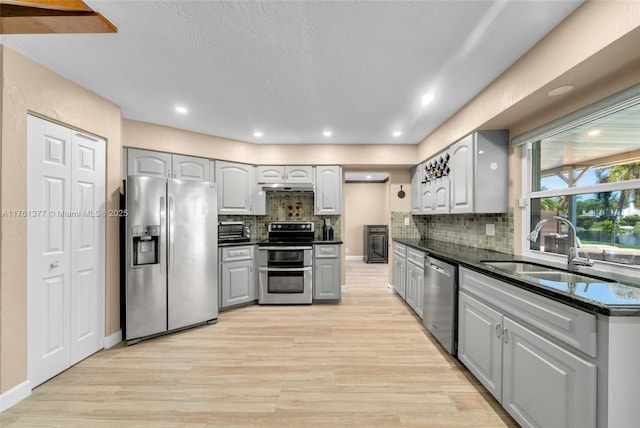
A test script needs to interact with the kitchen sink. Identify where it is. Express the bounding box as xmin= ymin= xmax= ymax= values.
xmin=481 ymin=260 xmax=615 ymax=285
xmin=481 ymin=260 xmax=558 ymax=273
